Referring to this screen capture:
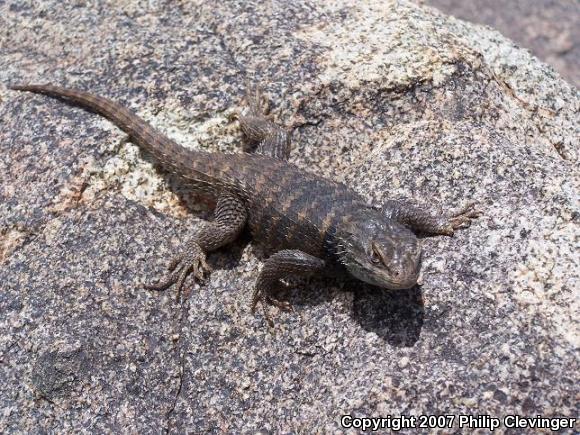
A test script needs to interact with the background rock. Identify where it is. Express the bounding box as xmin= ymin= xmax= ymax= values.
xmin=1 ymin=0 xmax=578 ymax=432
xmin=423 ymin=0 xmax=580 ymax=89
